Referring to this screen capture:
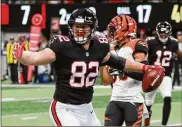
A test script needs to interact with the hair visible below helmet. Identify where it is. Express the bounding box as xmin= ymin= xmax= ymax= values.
xmin=107 ymin=15 xmax=137 ymax=44
xmin=156 ymin=21 xmax=172 ymax=44
xmin=68 ymin=8 xmax=98 ymax=44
